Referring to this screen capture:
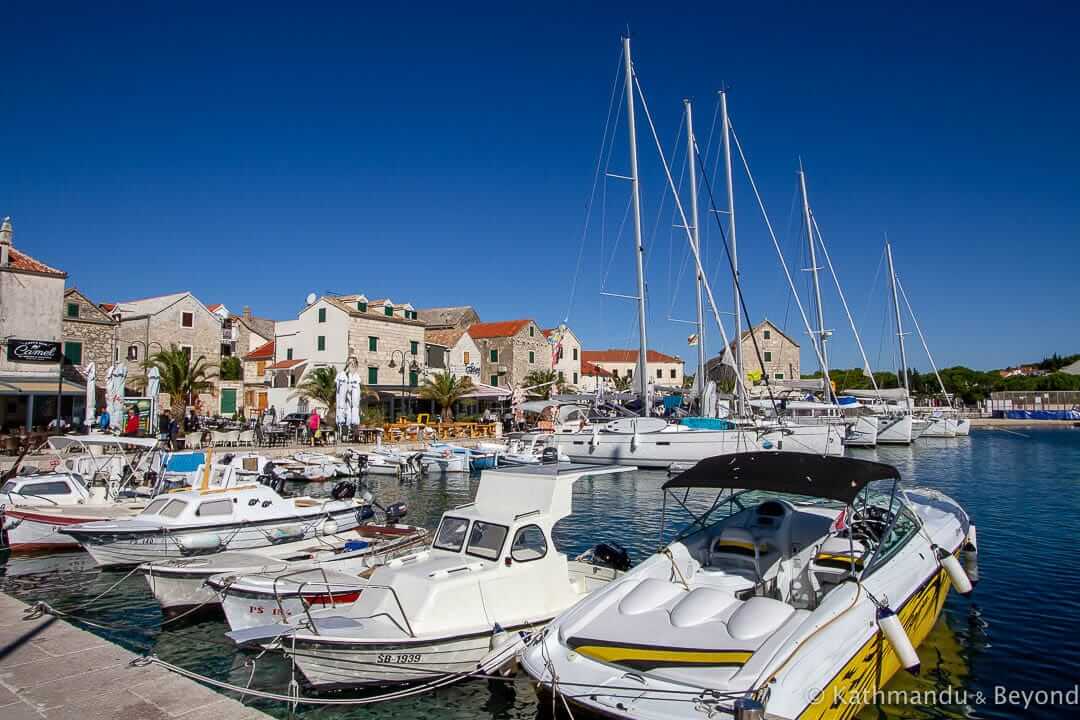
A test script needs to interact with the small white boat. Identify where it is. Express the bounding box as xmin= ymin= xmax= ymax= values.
xmin=141 ymin=521 xmax=426 ymax=615
xmin=63 ymin=482 xmax=370 ymax=567
xmin=521 ymin=452 xmax=978 ymax=720
xmin=230 ymin=463 xmax=634 ymax=687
